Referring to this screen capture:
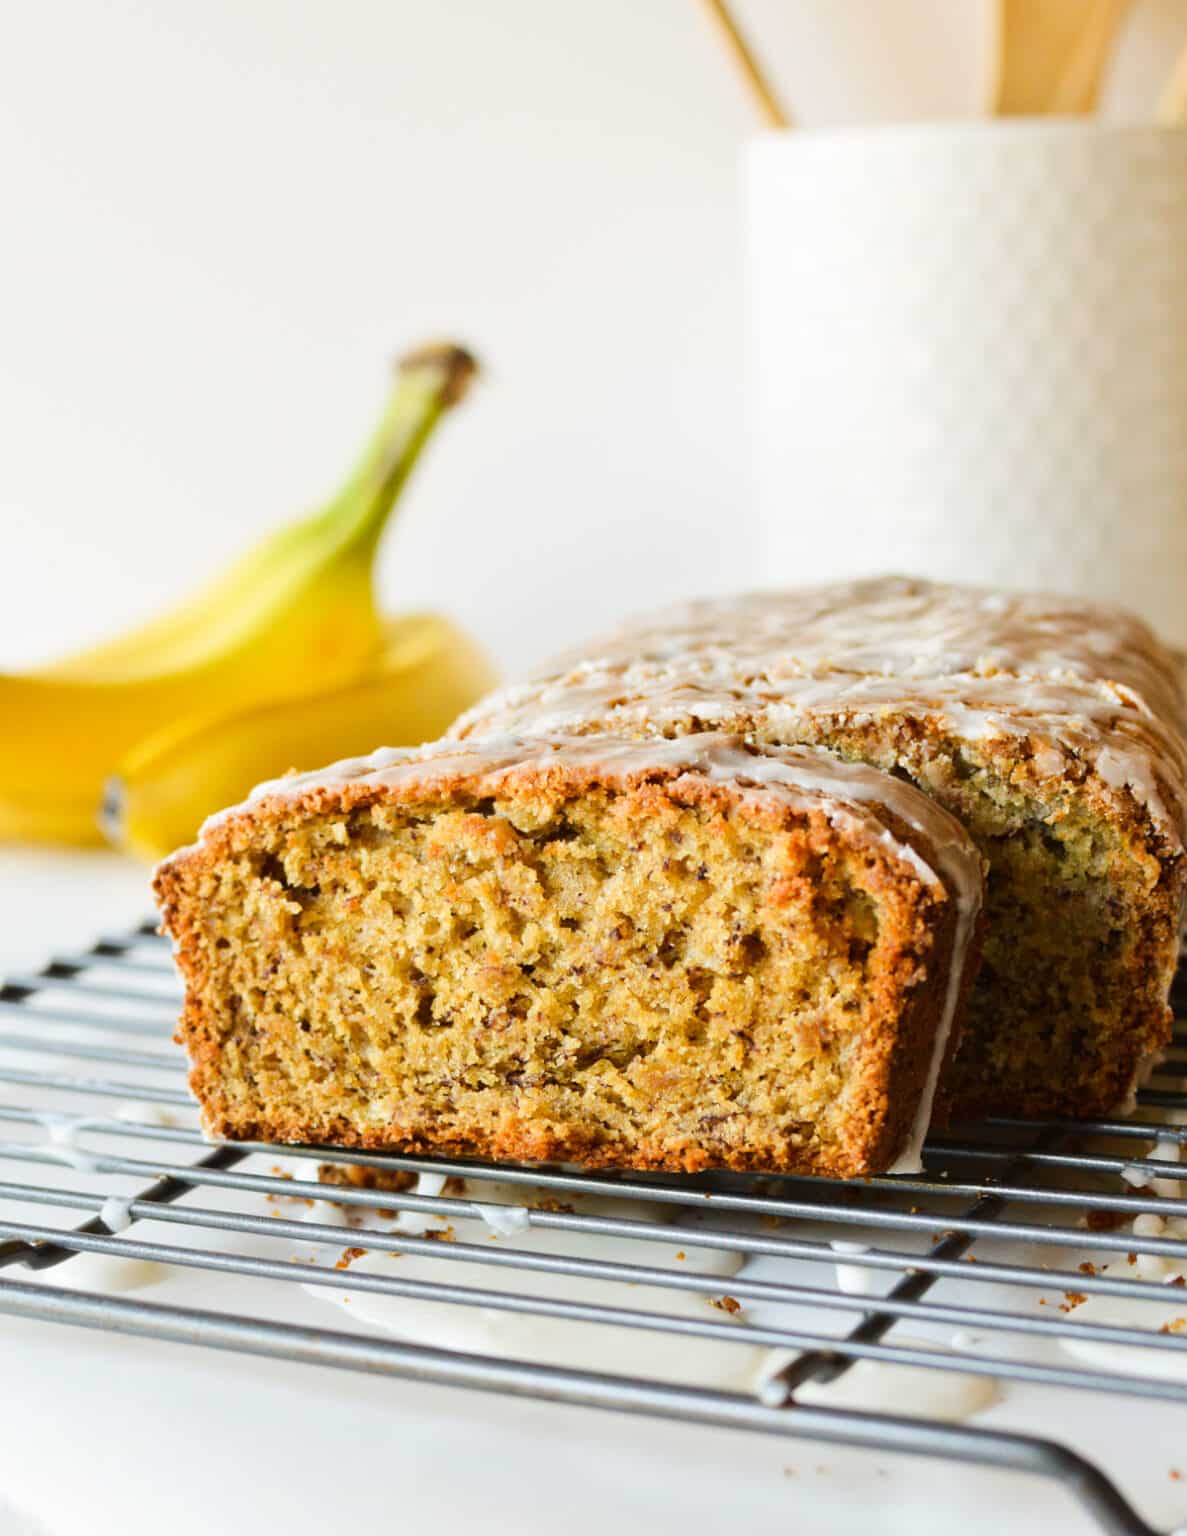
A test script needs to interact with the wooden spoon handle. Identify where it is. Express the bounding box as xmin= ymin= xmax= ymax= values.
xmin=697 ymin=0 xmax=791 ymax=130
xmin=1047 ymin=0 xmax=1130 ymax=114
xmin=991 ymin=0 xmax=1127 ymax=115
